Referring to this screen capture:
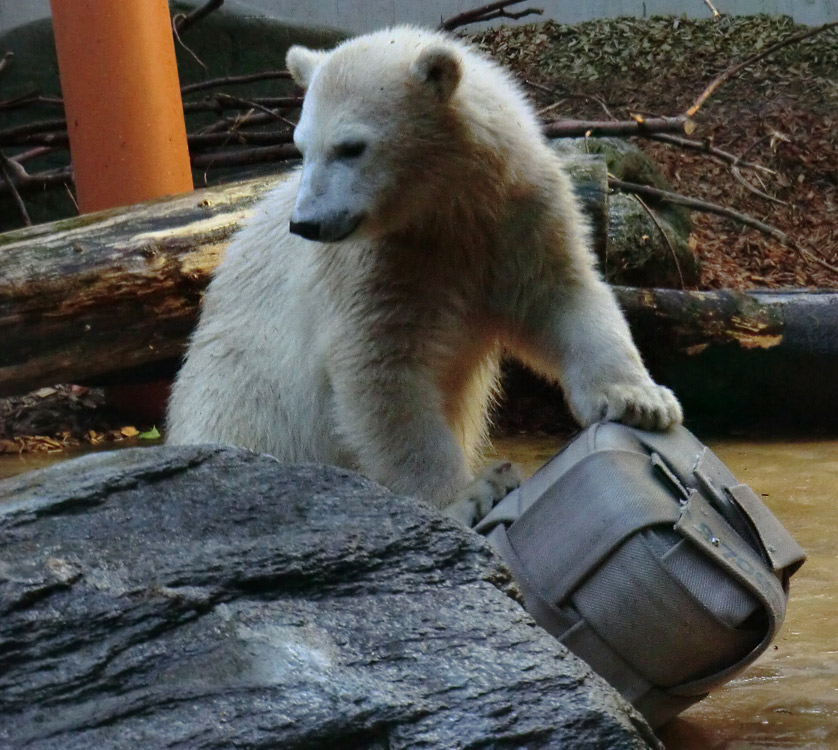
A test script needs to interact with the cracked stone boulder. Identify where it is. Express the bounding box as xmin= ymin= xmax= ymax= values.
xmin=0 ymin=446 xmax=660 ymax=749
